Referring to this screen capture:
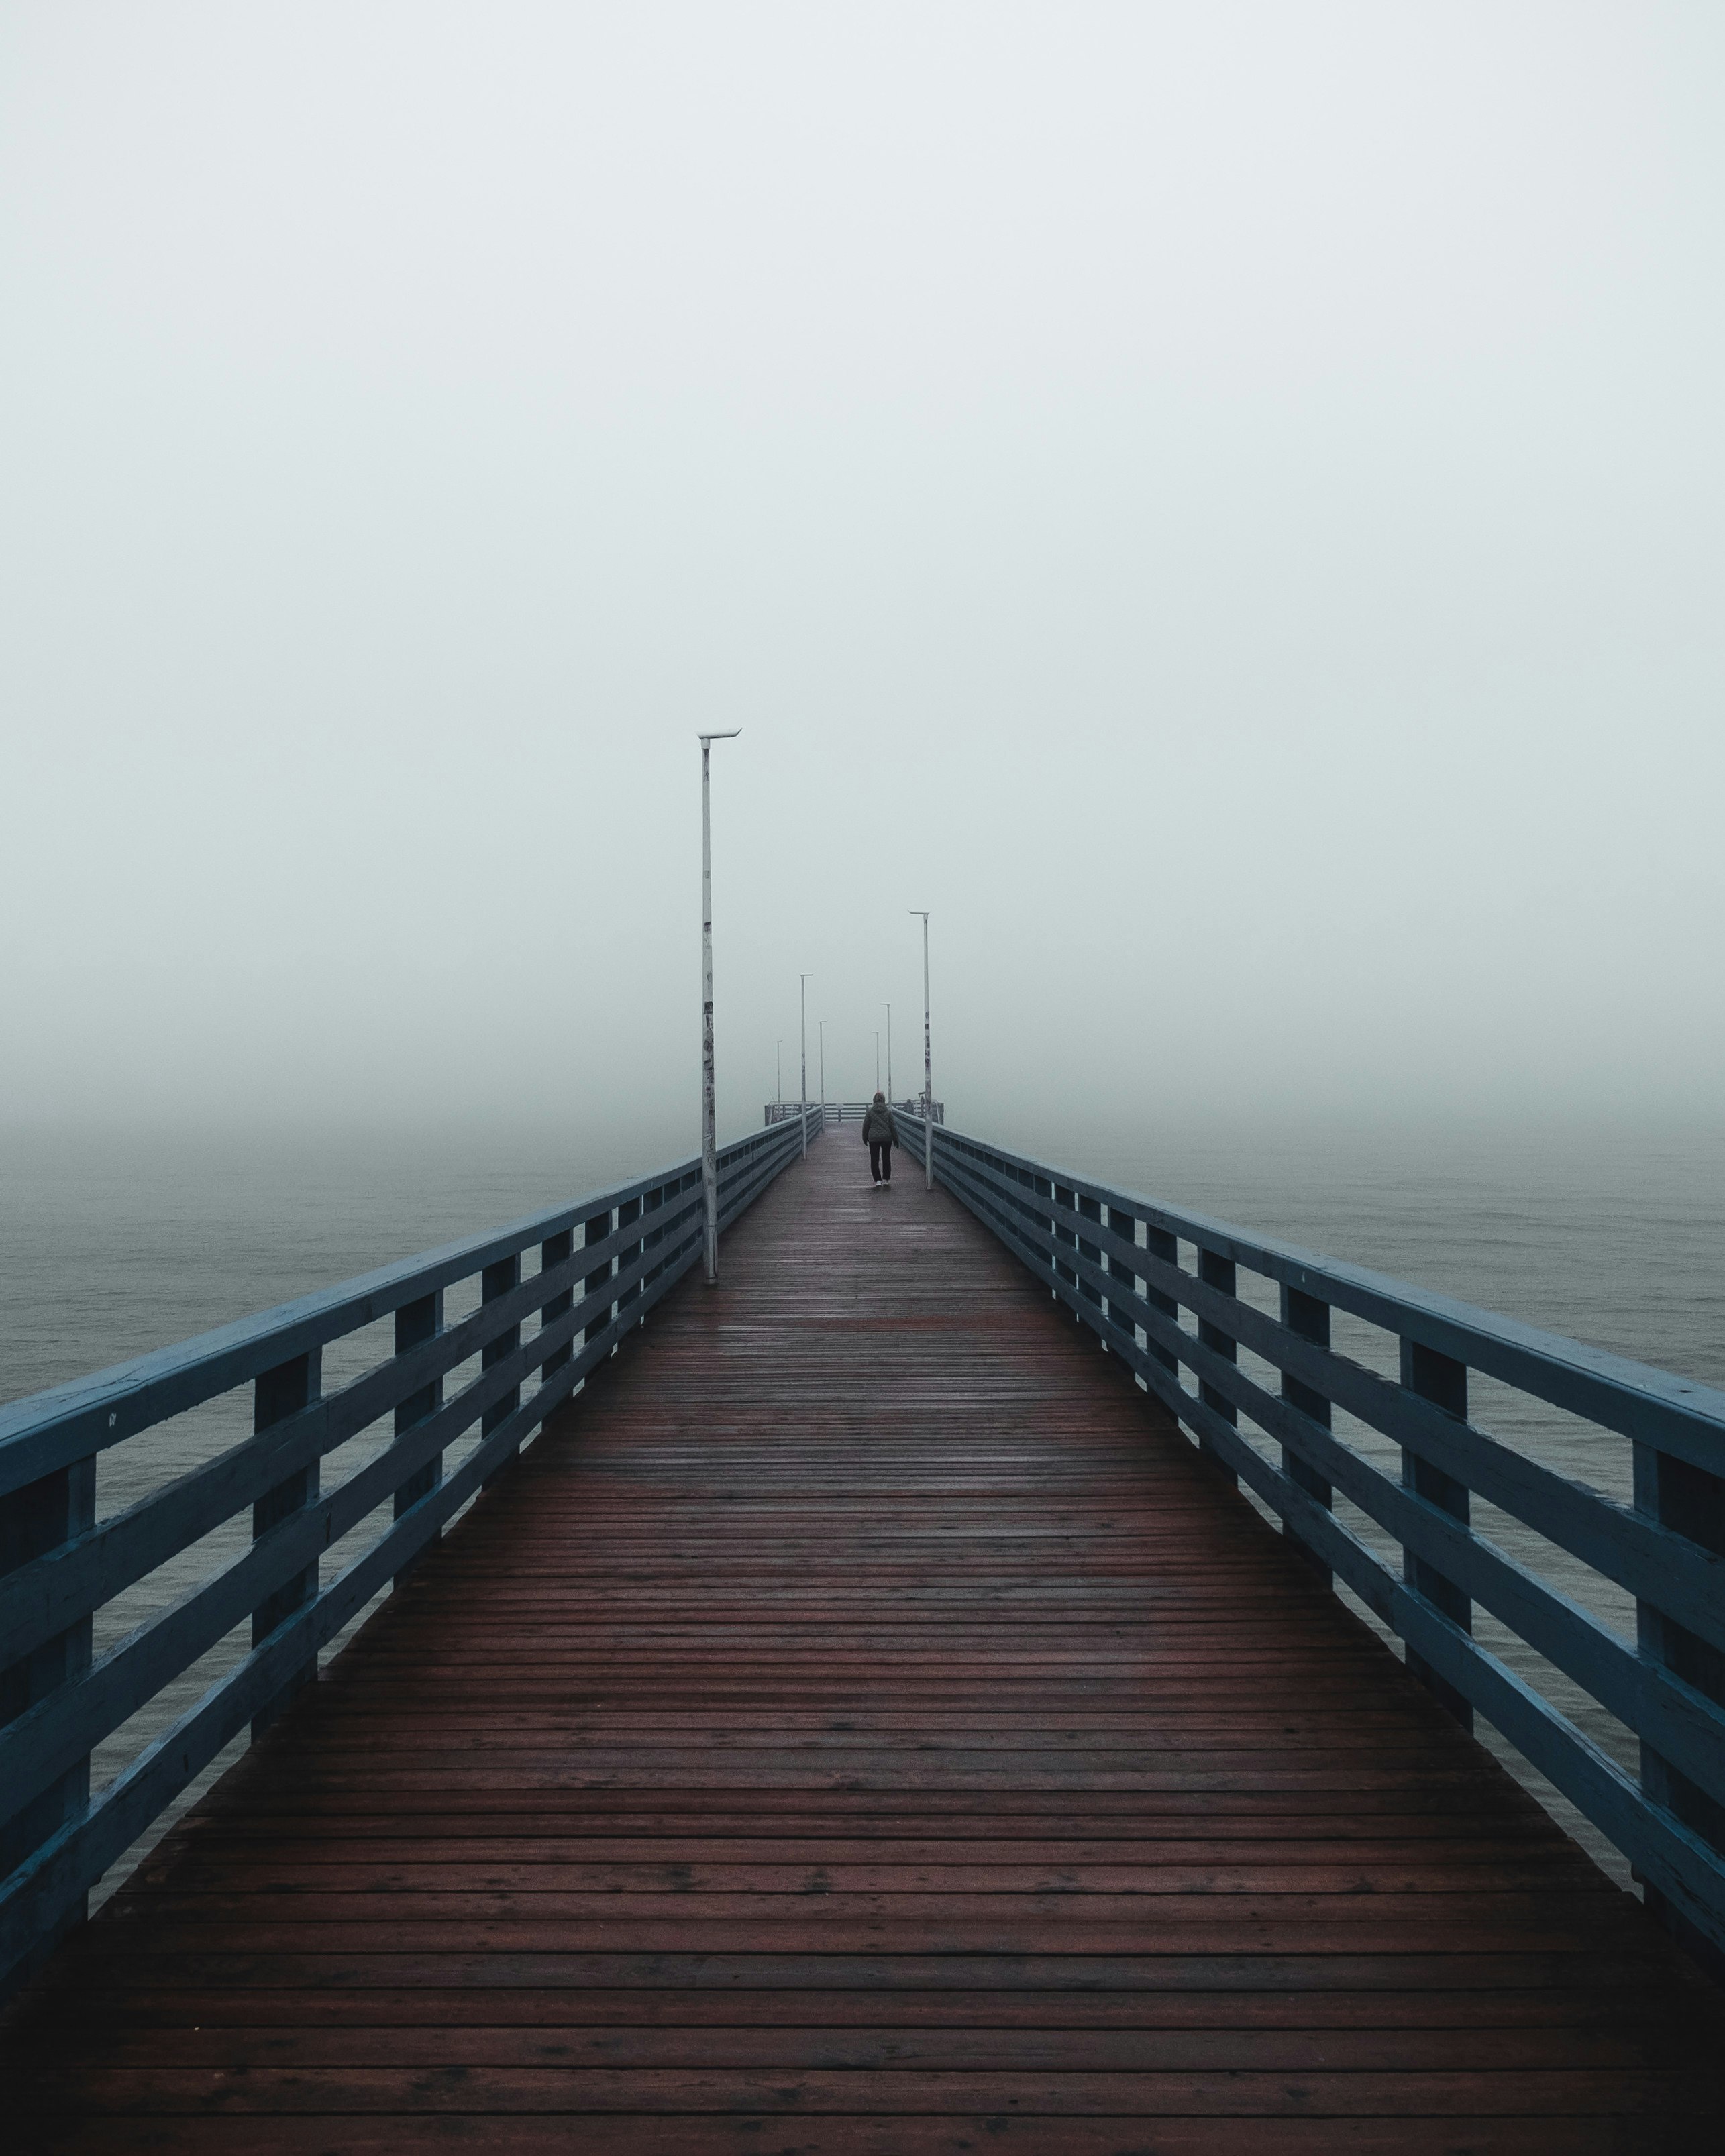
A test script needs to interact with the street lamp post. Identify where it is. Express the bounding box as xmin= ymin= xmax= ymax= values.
xmin=699 ymin=729 xmax=741 ymax=1285
xmin=910 ymin=910 xmax=932 ymax=1190
xmin=776 ymin=1040 xmax=783 ymax=1106
xmin=799 ymin=973 xmax=813 ymax=1158
xmin=818 ymin=1020 xmax=826 ymax=1124
xmin=882 ymin=1003 xmax=892 ymax=1103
